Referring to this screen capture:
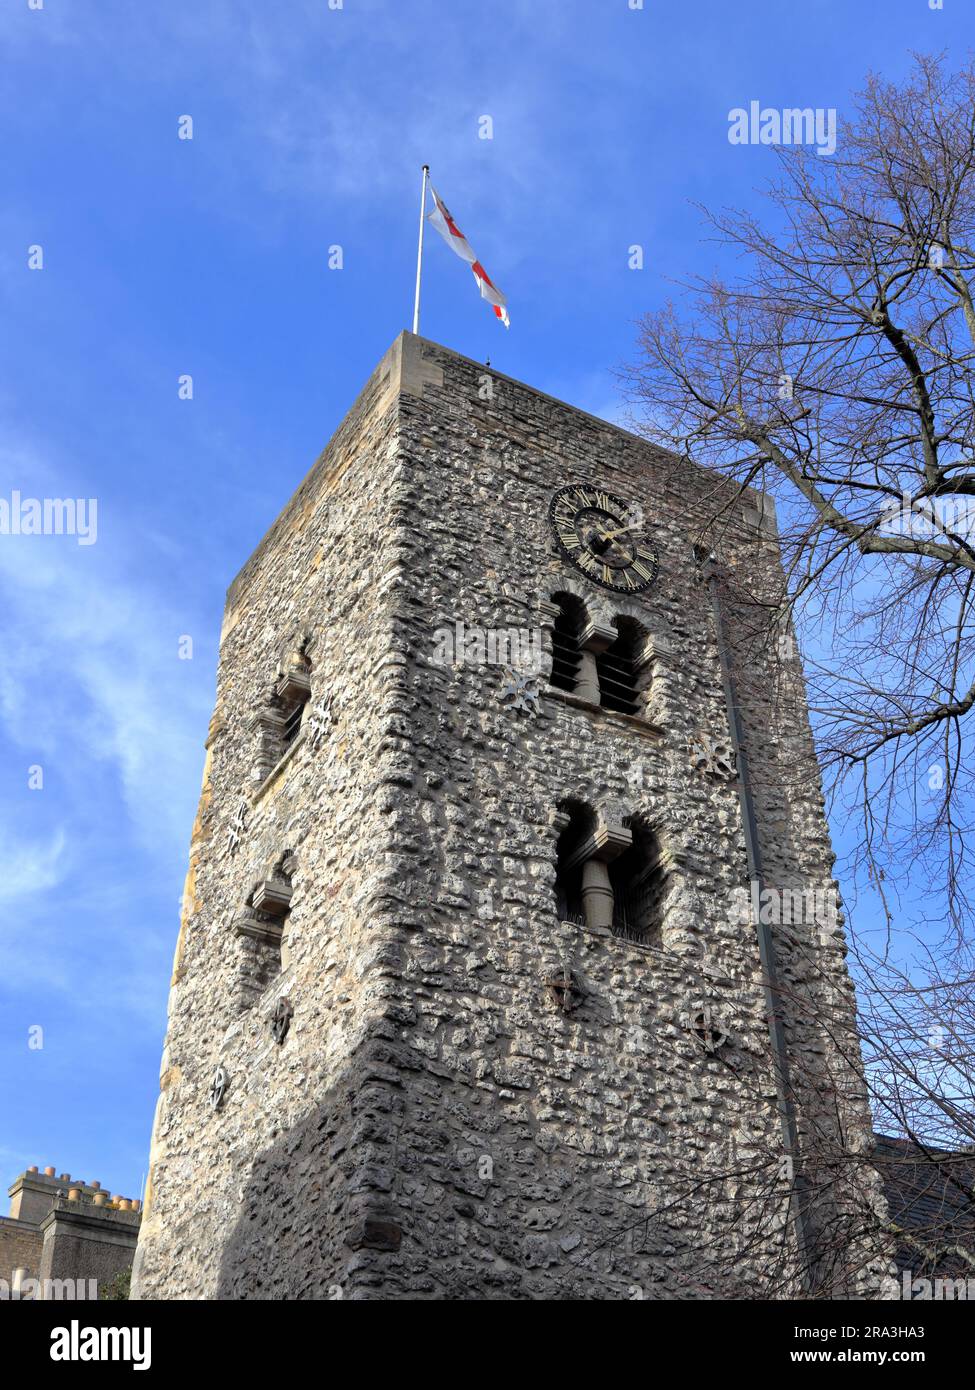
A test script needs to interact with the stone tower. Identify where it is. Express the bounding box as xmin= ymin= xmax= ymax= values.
xmin=132 ymin=333 xmax=886 ymax=1300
